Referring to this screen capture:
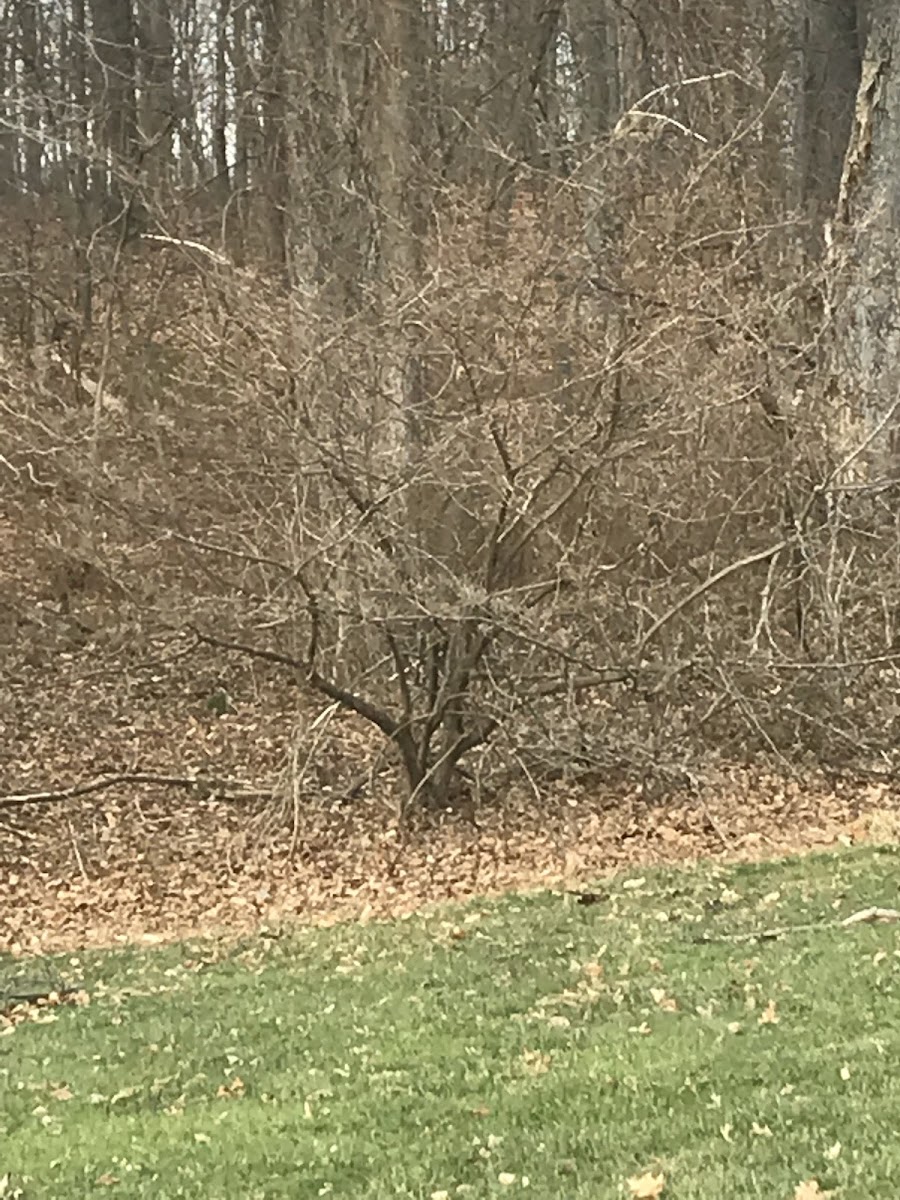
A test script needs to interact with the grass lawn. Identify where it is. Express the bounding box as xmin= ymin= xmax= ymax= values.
xmin=1 ymin=844 xmax=899 ymax=1199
